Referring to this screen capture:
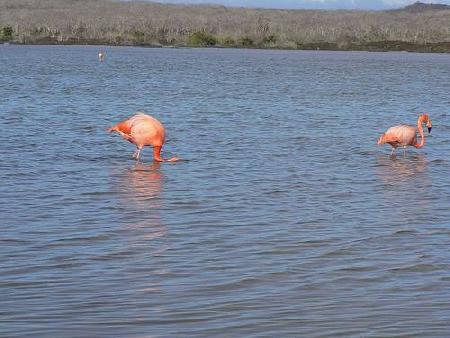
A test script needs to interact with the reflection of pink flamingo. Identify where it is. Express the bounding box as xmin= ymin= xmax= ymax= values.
xmin=377 ymin=113 xmax=432 ymax=155
xmin=108 ymin=113 xmax=179 ymax=162
xmin=129 ymin=162 xmax=163 ymax=205
xmin=376 ymin=154 xmax=428 ymax=185
xmin=119 ymin=162 xmax=167 ymax=240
